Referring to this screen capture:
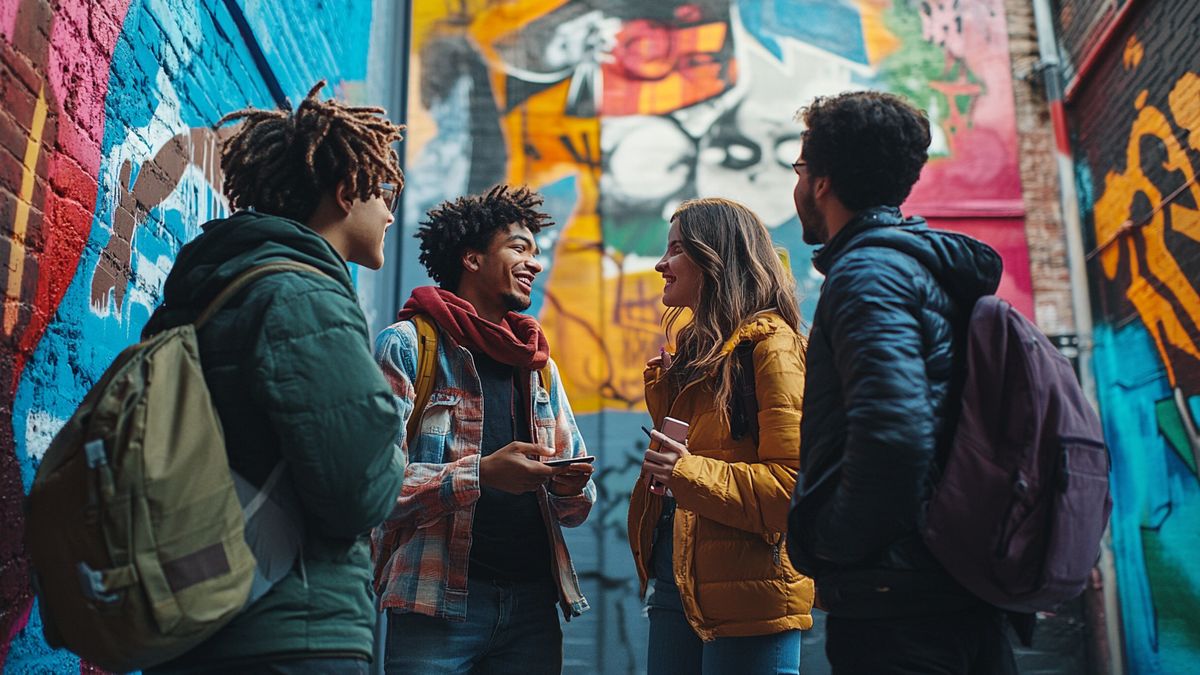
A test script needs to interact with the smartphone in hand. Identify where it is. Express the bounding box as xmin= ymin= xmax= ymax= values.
xmin=544 ymin=455 xmax=596 ymax=467
xmin=646 ymin=417 xmax=688 ymax=495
